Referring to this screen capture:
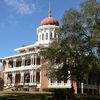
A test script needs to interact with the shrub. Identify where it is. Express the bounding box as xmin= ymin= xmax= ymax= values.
xmin=43 ymin=88 xmax=73 ymax=100
xmin=75 ymin=94 xmax=100 ymax=100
